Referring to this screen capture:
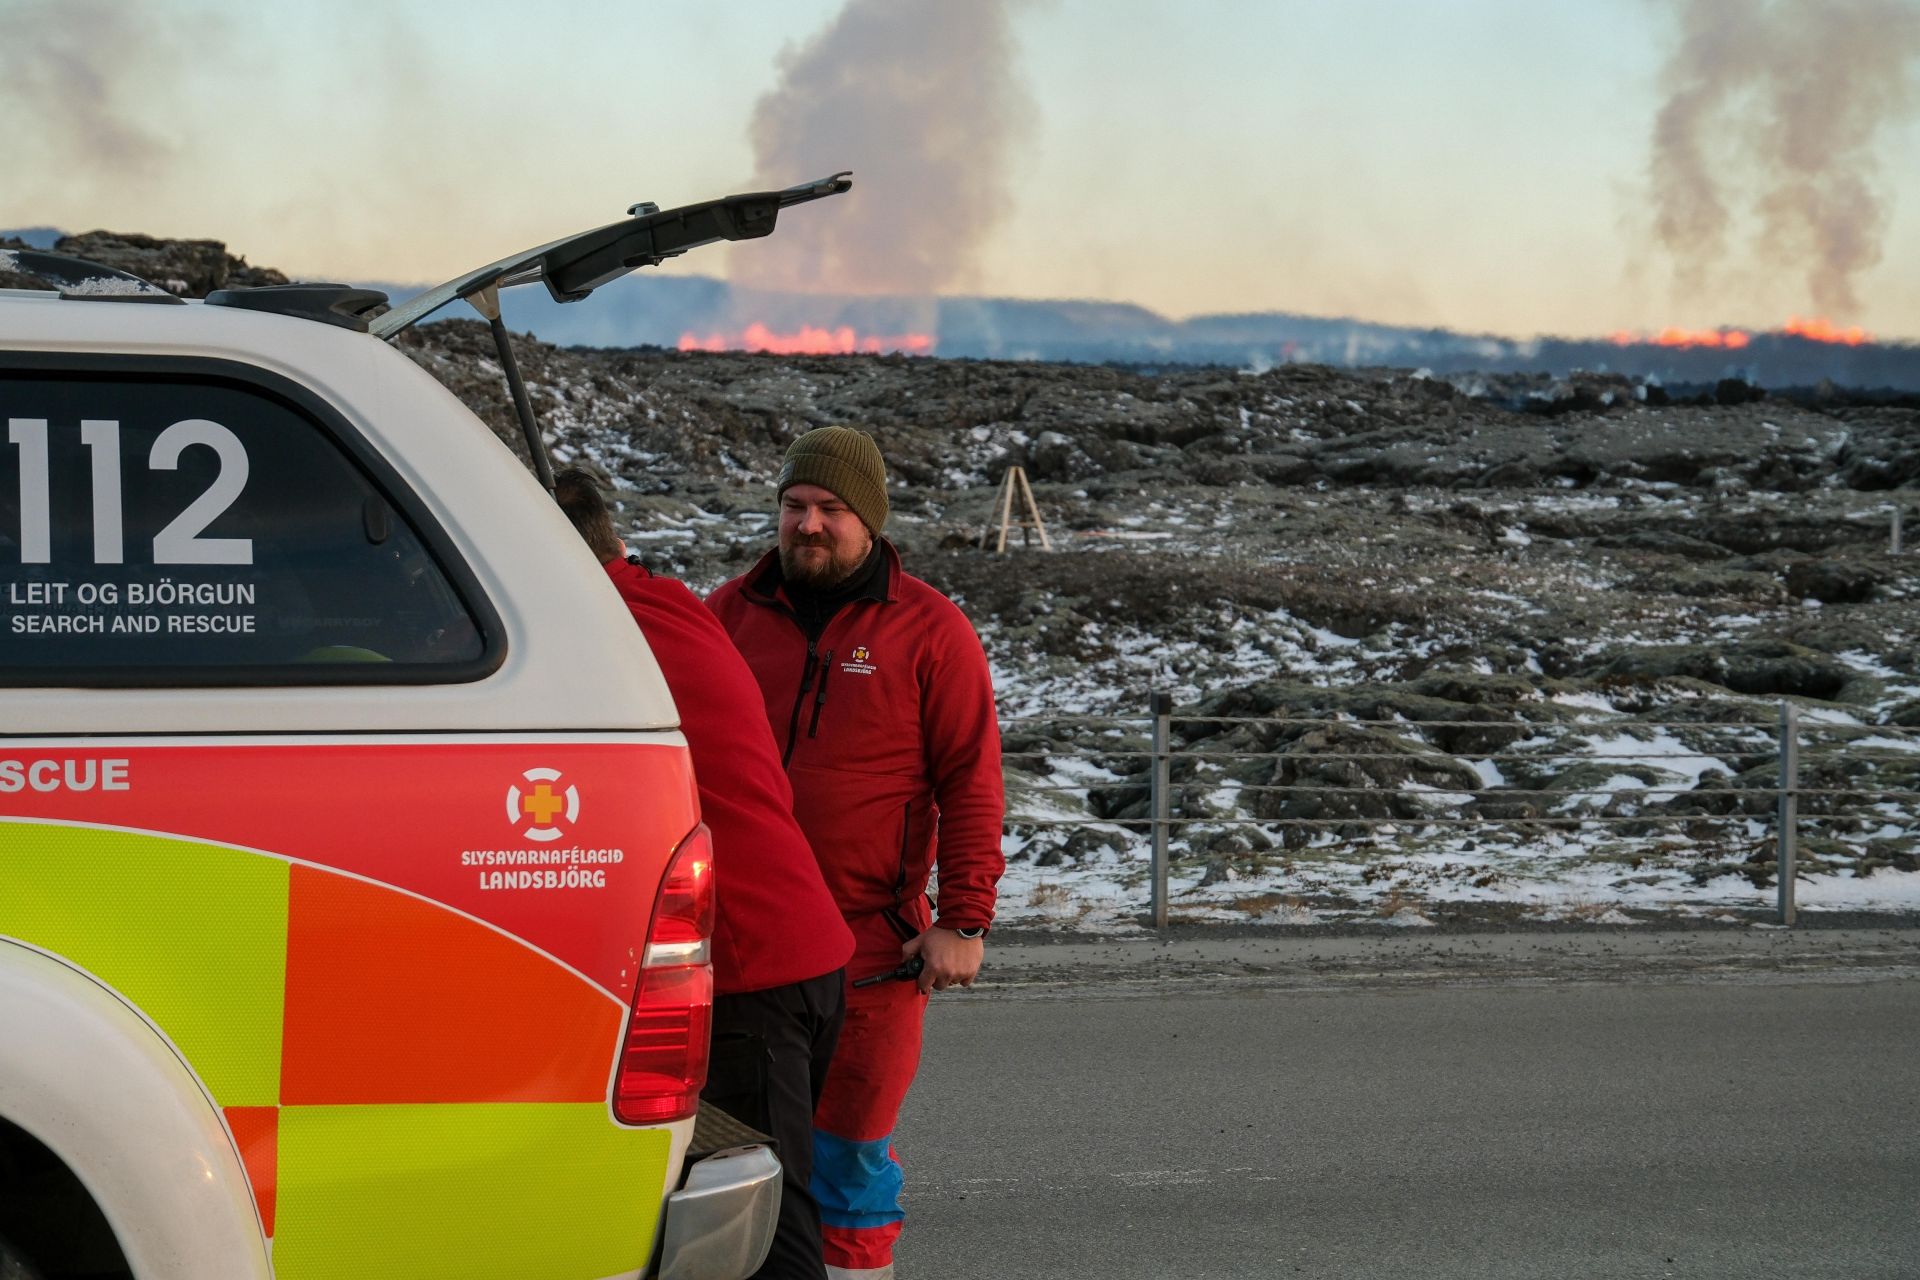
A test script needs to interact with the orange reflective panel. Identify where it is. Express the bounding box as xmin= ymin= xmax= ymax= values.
xmin=281 ymin=866 xmax=621 ymax=1105
xmin=223 ymin=1105 xmax=279 ymax=1238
